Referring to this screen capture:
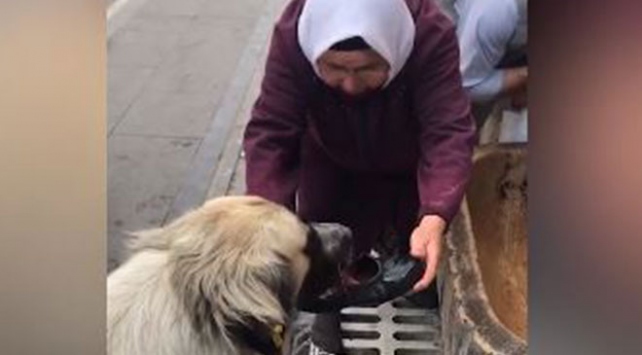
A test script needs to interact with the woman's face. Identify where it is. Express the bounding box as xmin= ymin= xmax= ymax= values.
xmin=316 ymin=49 xmax=390 ymax=98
